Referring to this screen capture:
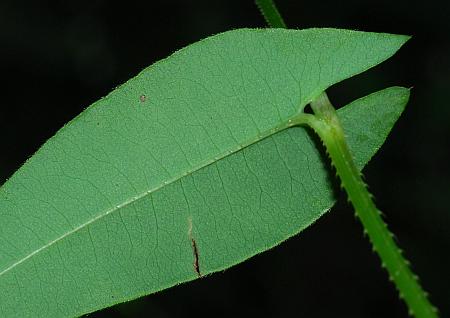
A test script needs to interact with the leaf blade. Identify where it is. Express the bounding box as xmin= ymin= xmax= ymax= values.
xmin=0 ymin=29 xmax=408 ymax=317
